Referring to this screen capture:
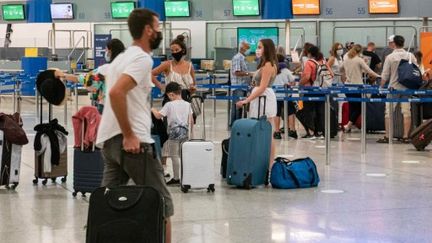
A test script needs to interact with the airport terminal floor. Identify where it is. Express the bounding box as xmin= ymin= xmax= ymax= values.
xmin=1 ymin=98 xmax=431 ymax=243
